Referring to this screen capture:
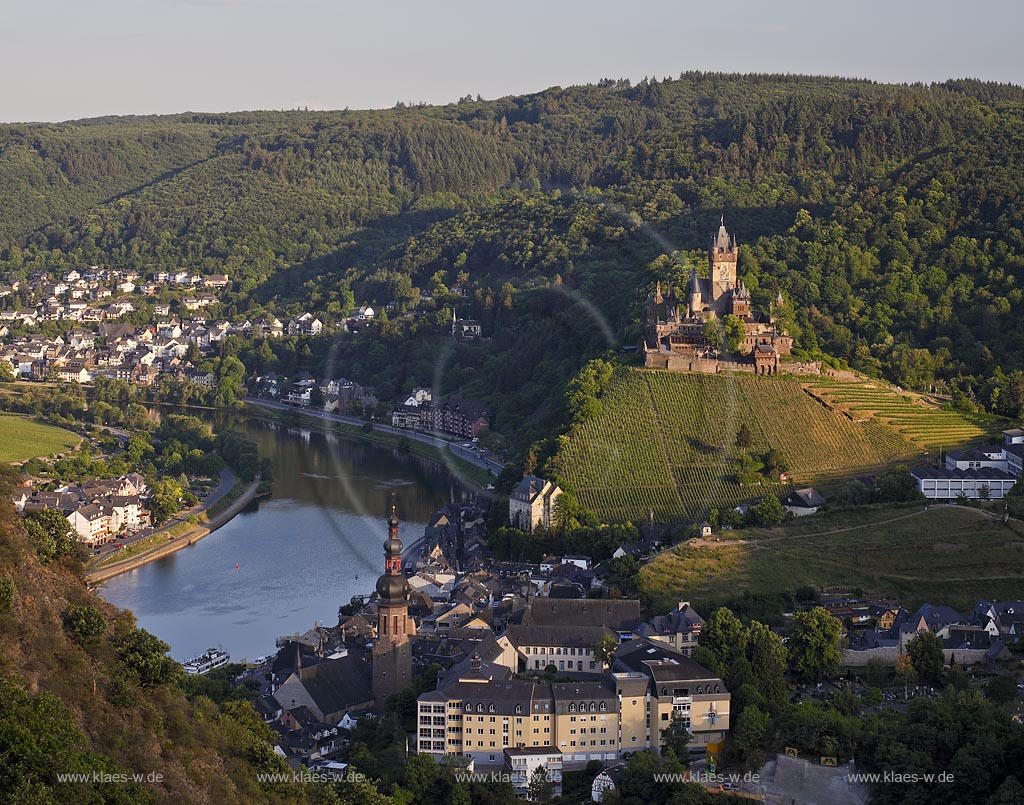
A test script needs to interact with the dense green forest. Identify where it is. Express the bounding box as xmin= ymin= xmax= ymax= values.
xmin=3 ymin=73 xmax=1024 ymax=451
